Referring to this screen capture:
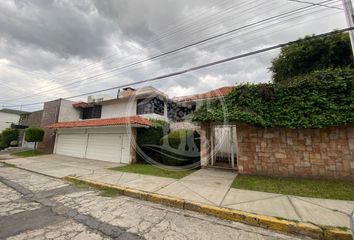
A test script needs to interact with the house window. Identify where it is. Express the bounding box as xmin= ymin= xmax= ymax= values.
xmin=81 ymin=105 xmax=102 ymax=119
xmin=137 ymin=97 xmax=164 ymax=116
xmin=168 ymin=102 xmax=196 ymax=121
